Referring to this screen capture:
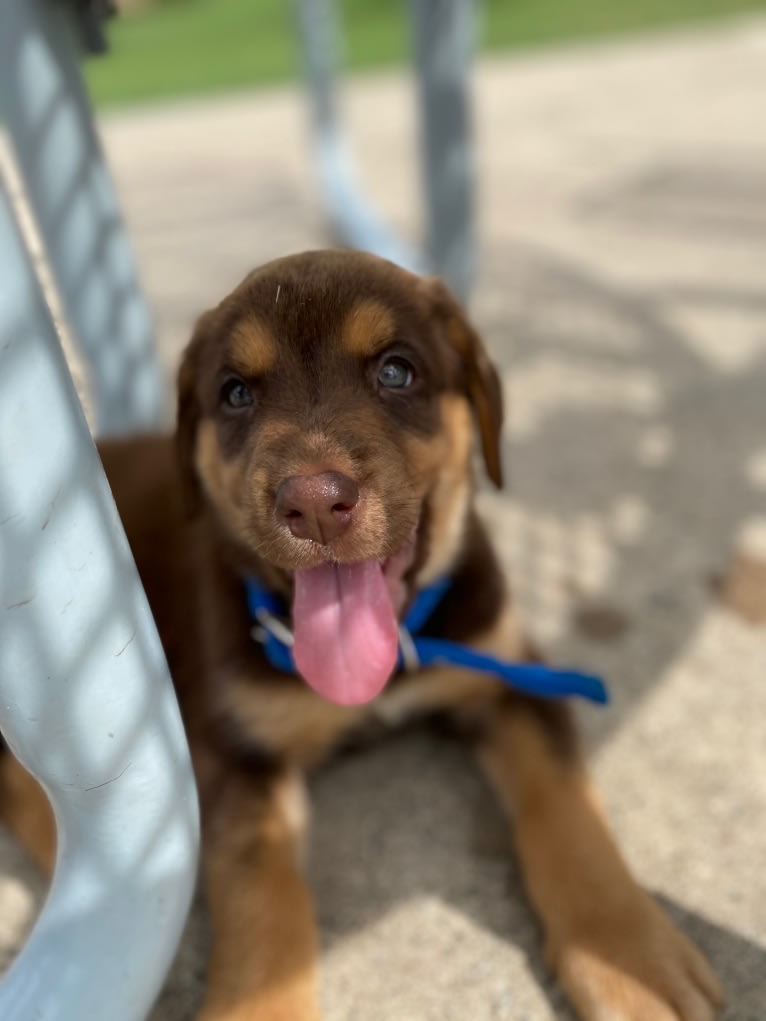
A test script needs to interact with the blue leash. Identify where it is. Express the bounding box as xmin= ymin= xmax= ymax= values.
xmin=245 ymin=576 xmax=608 ymax=705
